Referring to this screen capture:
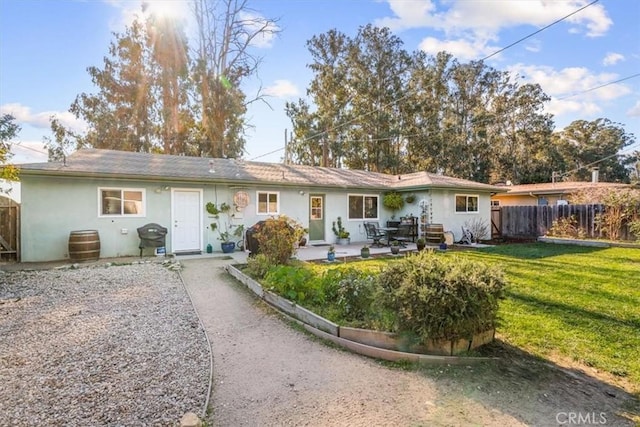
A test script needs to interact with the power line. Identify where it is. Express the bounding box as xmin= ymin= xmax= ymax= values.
xmin=480 ymin=0 xmax=599 ymax=61
xmin=556 ymin=72 xmax=640 ymax=100
xmin=554 ymin=141 xmax=640 ymax=180
xmin=249 ymin=0 xmax=601 ymax=161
